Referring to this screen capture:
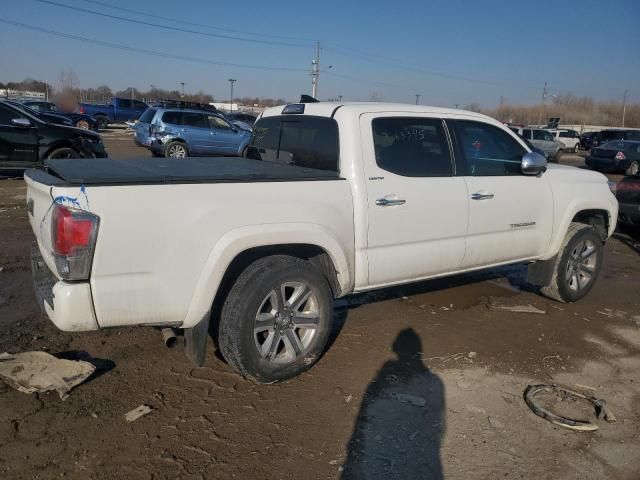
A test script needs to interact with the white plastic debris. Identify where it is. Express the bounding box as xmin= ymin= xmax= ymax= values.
xmin=125 ymin=405 xmax=153 ymax=422
xmin=0 ymin=351 xmax=95 ymax=400
xmin=492 ymin=304 xmax=546 ymax=314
